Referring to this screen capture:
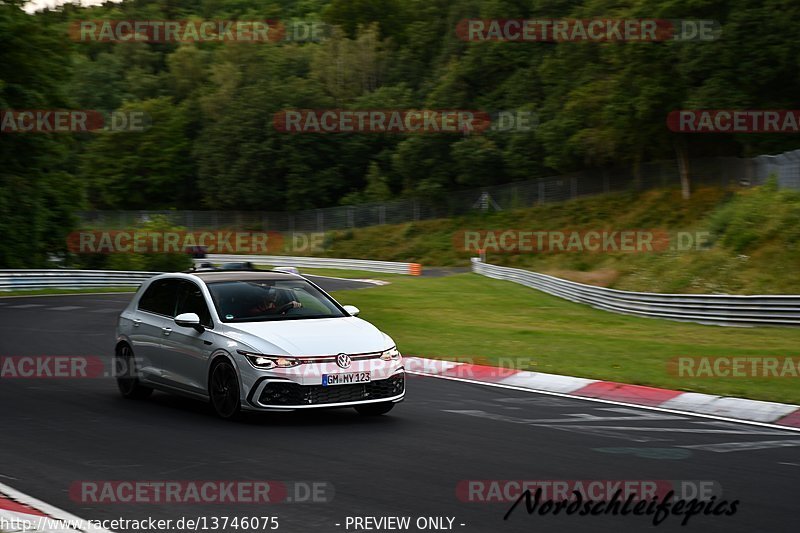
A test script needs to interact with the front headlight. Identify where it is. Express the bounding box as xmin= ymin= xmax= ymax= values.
xmin=380 ymin=346 xmax=401 ymax=361
xmin=238 ymin=350 xmax=302 ymax=369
